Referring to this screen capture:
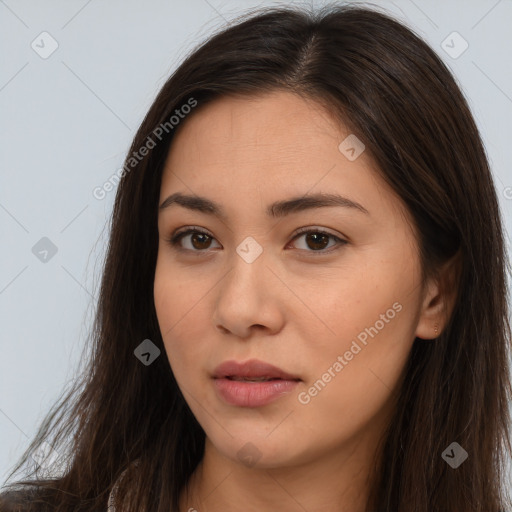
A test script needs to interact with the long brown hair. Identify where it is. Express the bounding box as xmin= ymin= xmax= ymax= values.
xmin=2 ymin=3 xmax=511 ymax=511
